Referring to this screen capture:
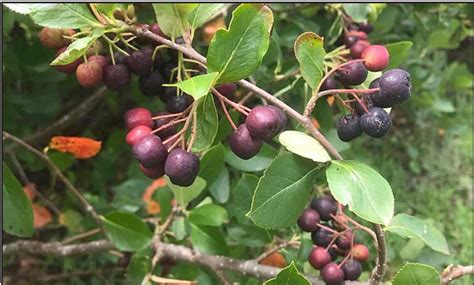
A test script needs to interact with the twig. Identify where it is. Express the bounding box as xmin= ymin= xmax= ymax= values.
xmin=255 ymin=240 xmax=299 ymax=262
xmin=441 ymin=265 xmax=474 ymax=284
xmin=151 ymin=117 xmax=187 ymax=135
xmin=3 ymin=132 xmax=102 ymax=228
xmin=61 ymin=228 xmax=102 ymax=245
xmin=219 ymin=97 xmax=237 ymax=131
xmin=212 ymin=88 xmax=251 ymax=115
xmin=370 ymin=225 xmax=386 ymax=285
xmin=186 ymin=109 xmax=198 ymax=152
